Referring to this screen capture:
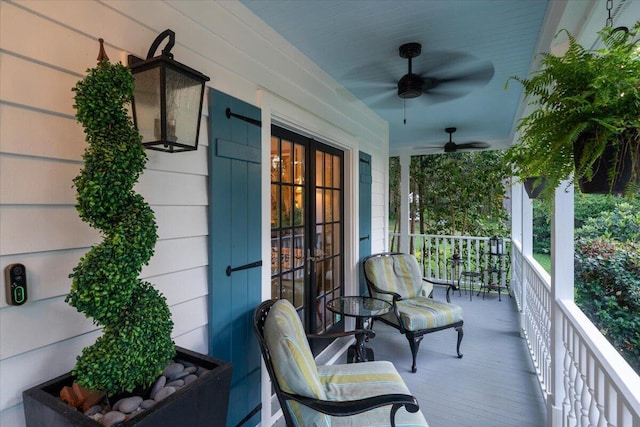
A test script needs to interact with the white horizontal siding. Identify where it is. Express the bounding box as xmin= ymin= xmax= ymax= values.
xmin=0 ymin=1 xmax=389 ymax=425
xmin=0 ymin=104 xmax=84 ymax=161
